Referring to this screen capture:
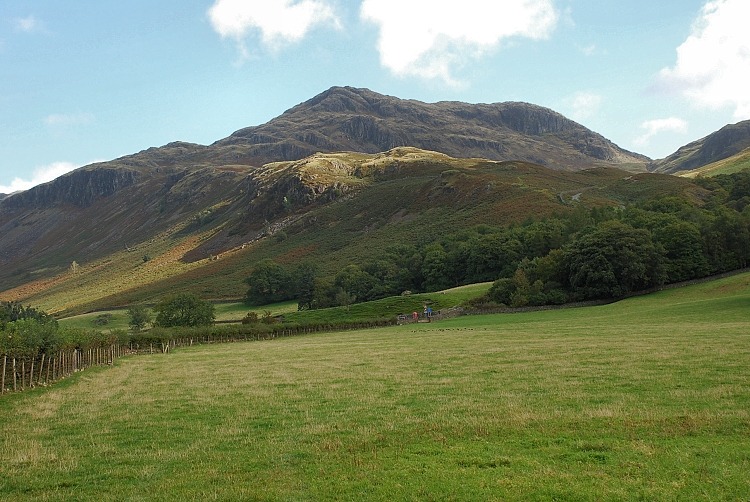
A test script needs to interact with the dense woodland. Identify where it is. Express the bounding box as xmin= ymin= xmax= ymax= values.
xmin=245 ymin=171 xmax=750 ymax=309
